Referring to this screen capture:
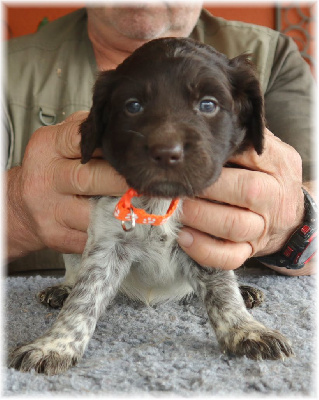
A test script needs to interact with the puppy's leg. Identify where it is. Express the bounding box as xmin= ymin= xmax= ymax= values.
xmin=37 ymin=254 xmax=81 ymax=309
xmin=187 ymin=264 xmax=293 ymax=360
xmin=10 ymin=241 xmax=138 ymax=375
